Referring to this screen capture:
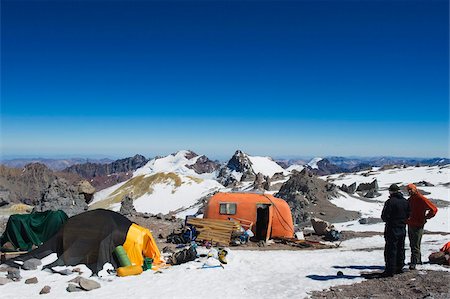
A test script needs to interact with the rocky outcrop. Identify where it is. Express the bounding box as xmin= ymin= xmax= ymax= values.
xmin=0 ymin=163 xmax=56 ymax=205
xmin=187 ymin=155 xmax=221 ymax=174
xmin=252 ymin=173 xmax=271 ymax=191
xmin=33 ymin=178 xmax=88 ymax=217
xmin=275 ymin=168 xmax=339 ymax=224
xmin=119 ymin=194 xmax=136 ymax=216
xmin=226 ymin=150 xmax=253 ymax=174
xmin=356 ymin=179 xmax=381 ymax=198
xmin=217 ymin=150 xmax=258 ymax=186
xmin=340 ymin=182 xmax=357 ymax=194
xmin=275 ymin=168 xmax=361 ymax=225
xmin=0 ymin=163 xmax=83 ymax=206
xmin=77 ymin=180 xmax=96 ymax=203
